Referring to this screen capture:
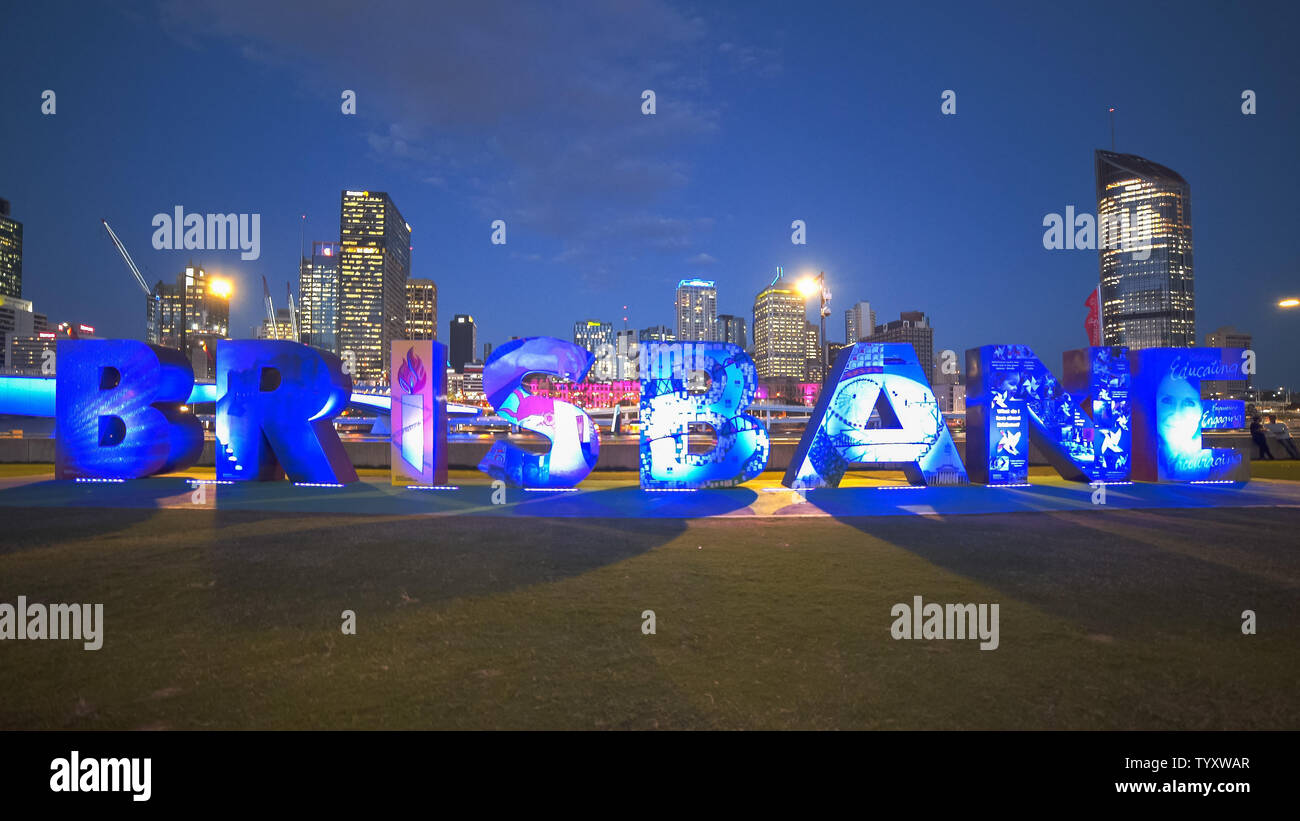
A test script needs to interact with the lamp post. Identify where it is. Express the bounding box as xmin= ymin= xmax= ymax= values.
xmin=798 ymin=271 xmax=832 ymax=381
xmin=196 ymin=276 xmax=233 ymax=379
